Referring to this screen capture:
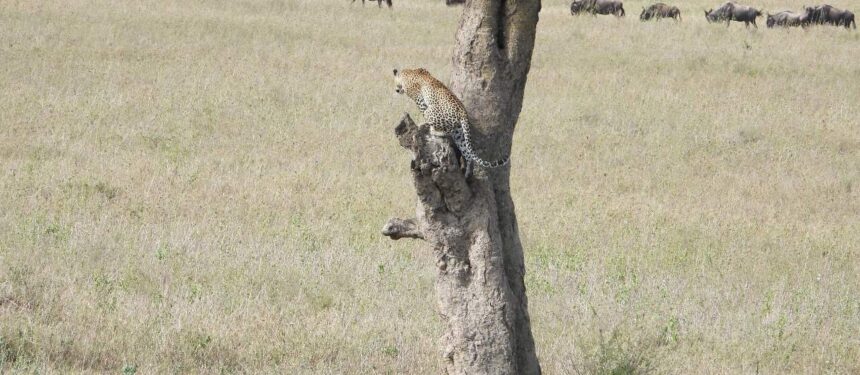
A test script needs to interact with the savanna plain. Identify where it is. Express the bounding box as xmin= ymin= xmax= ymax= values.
xmin=1 ymin=0 xmax=859 ymax=373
